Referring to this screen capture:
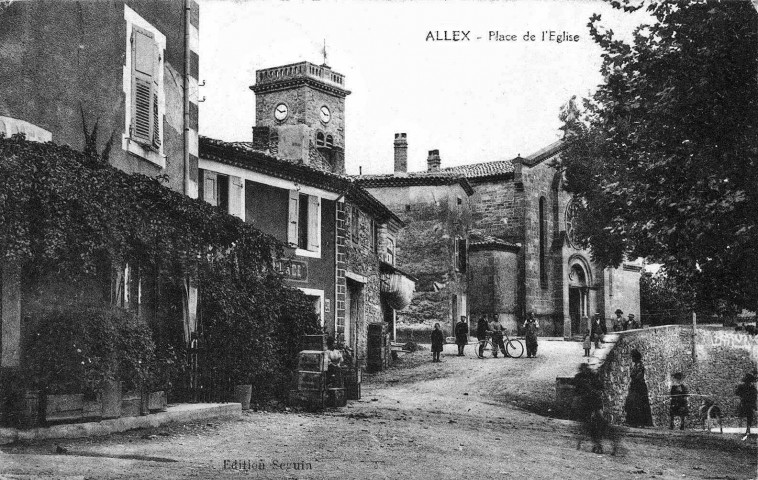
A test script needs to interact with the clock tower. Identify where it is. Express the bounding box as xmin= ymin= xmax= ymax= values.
xmin=250 ymin=61 xmax=351 ymax=174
